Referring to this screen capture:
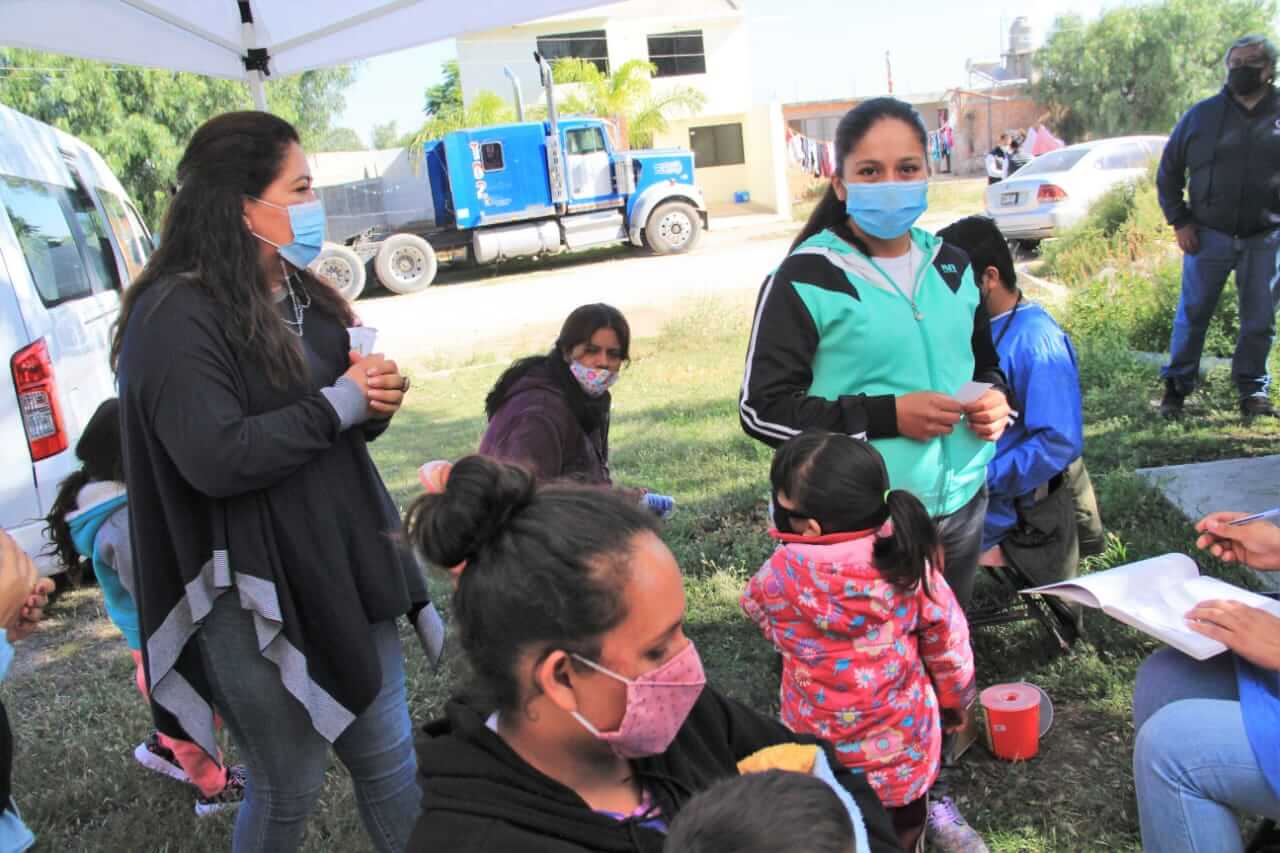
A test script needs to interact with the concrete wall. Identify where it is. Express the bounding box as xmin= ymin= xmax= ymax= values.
xmin=951 ymin=85 xmax=1044 ymax=175
xmin=456 ymin=1 xmax=749 ymax=118
xmin=458 ymin=0 xmax=791 ymax=216
xmin=654 ymin=102 xmax=790 ymax=217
